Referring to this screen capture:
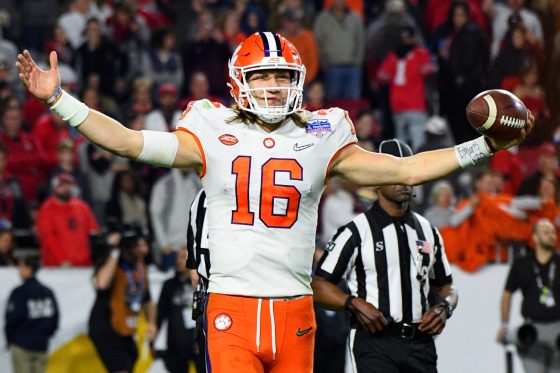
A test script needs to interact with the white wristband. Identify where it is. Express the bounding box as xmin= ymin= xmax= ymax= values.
xmin=50 ymin=90 xmax=90 ymax=127
xmin=454 ymin=136 xmax=492 ymax=169
xmin=137 ymin=130 xmax=179 ymax=167
xmin=110 ymin=249 xmax=120 ymax=259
